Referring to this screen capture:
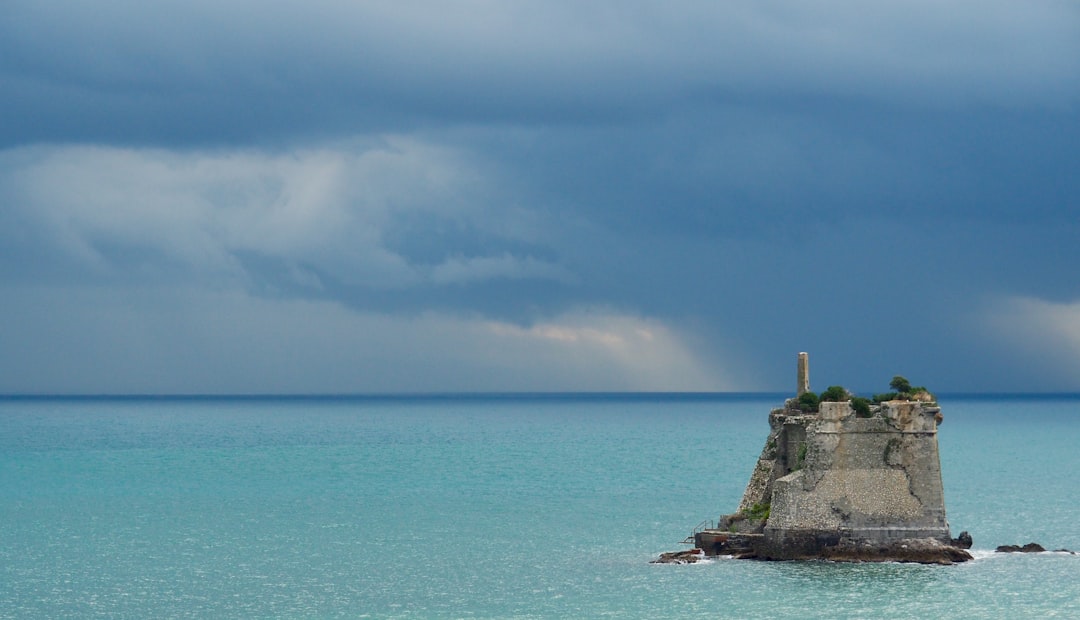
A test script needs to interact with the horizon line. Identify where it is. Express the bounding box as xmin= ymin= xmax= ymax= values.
xmin=3 ymin=391 xmax=1080 ymax=401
